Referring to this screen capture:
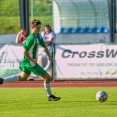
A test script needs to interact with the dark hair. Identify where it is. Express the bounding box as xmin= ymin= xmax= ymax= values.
xmin=31 ymin=19 xmax=41 ymax=28
xmin=44 ymin=25 xmax=52 ymax=32
xmin=44 ymin=24 xmax=56 ymax=37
